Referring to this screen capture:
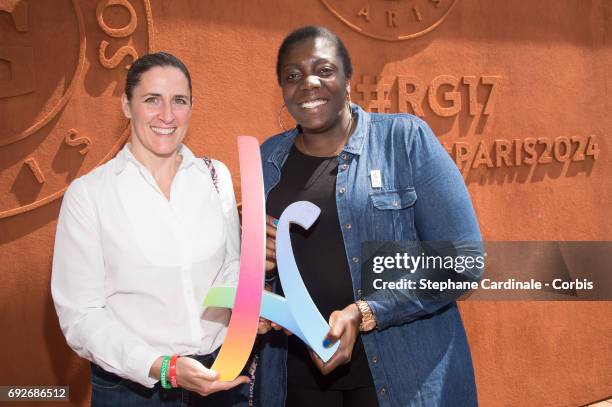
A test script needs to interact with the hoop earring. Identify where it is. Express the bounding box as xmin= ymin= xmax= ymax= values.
xmin=346 ymin=91 xmax=353 ymax=115
xmin=277 ymin=104 xmax=288 ymax=131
